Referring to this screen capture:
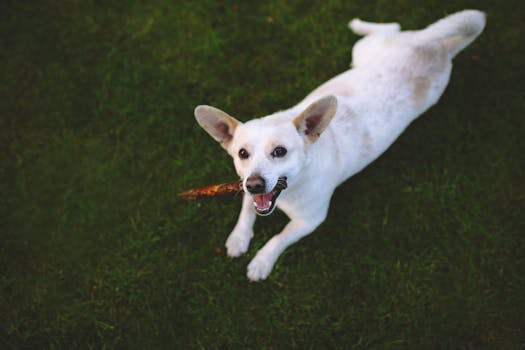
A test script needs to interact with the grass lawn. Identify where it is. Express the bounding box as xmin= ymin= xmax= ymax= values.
xmin=2 ymin=0 xmax=524 ymax=348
